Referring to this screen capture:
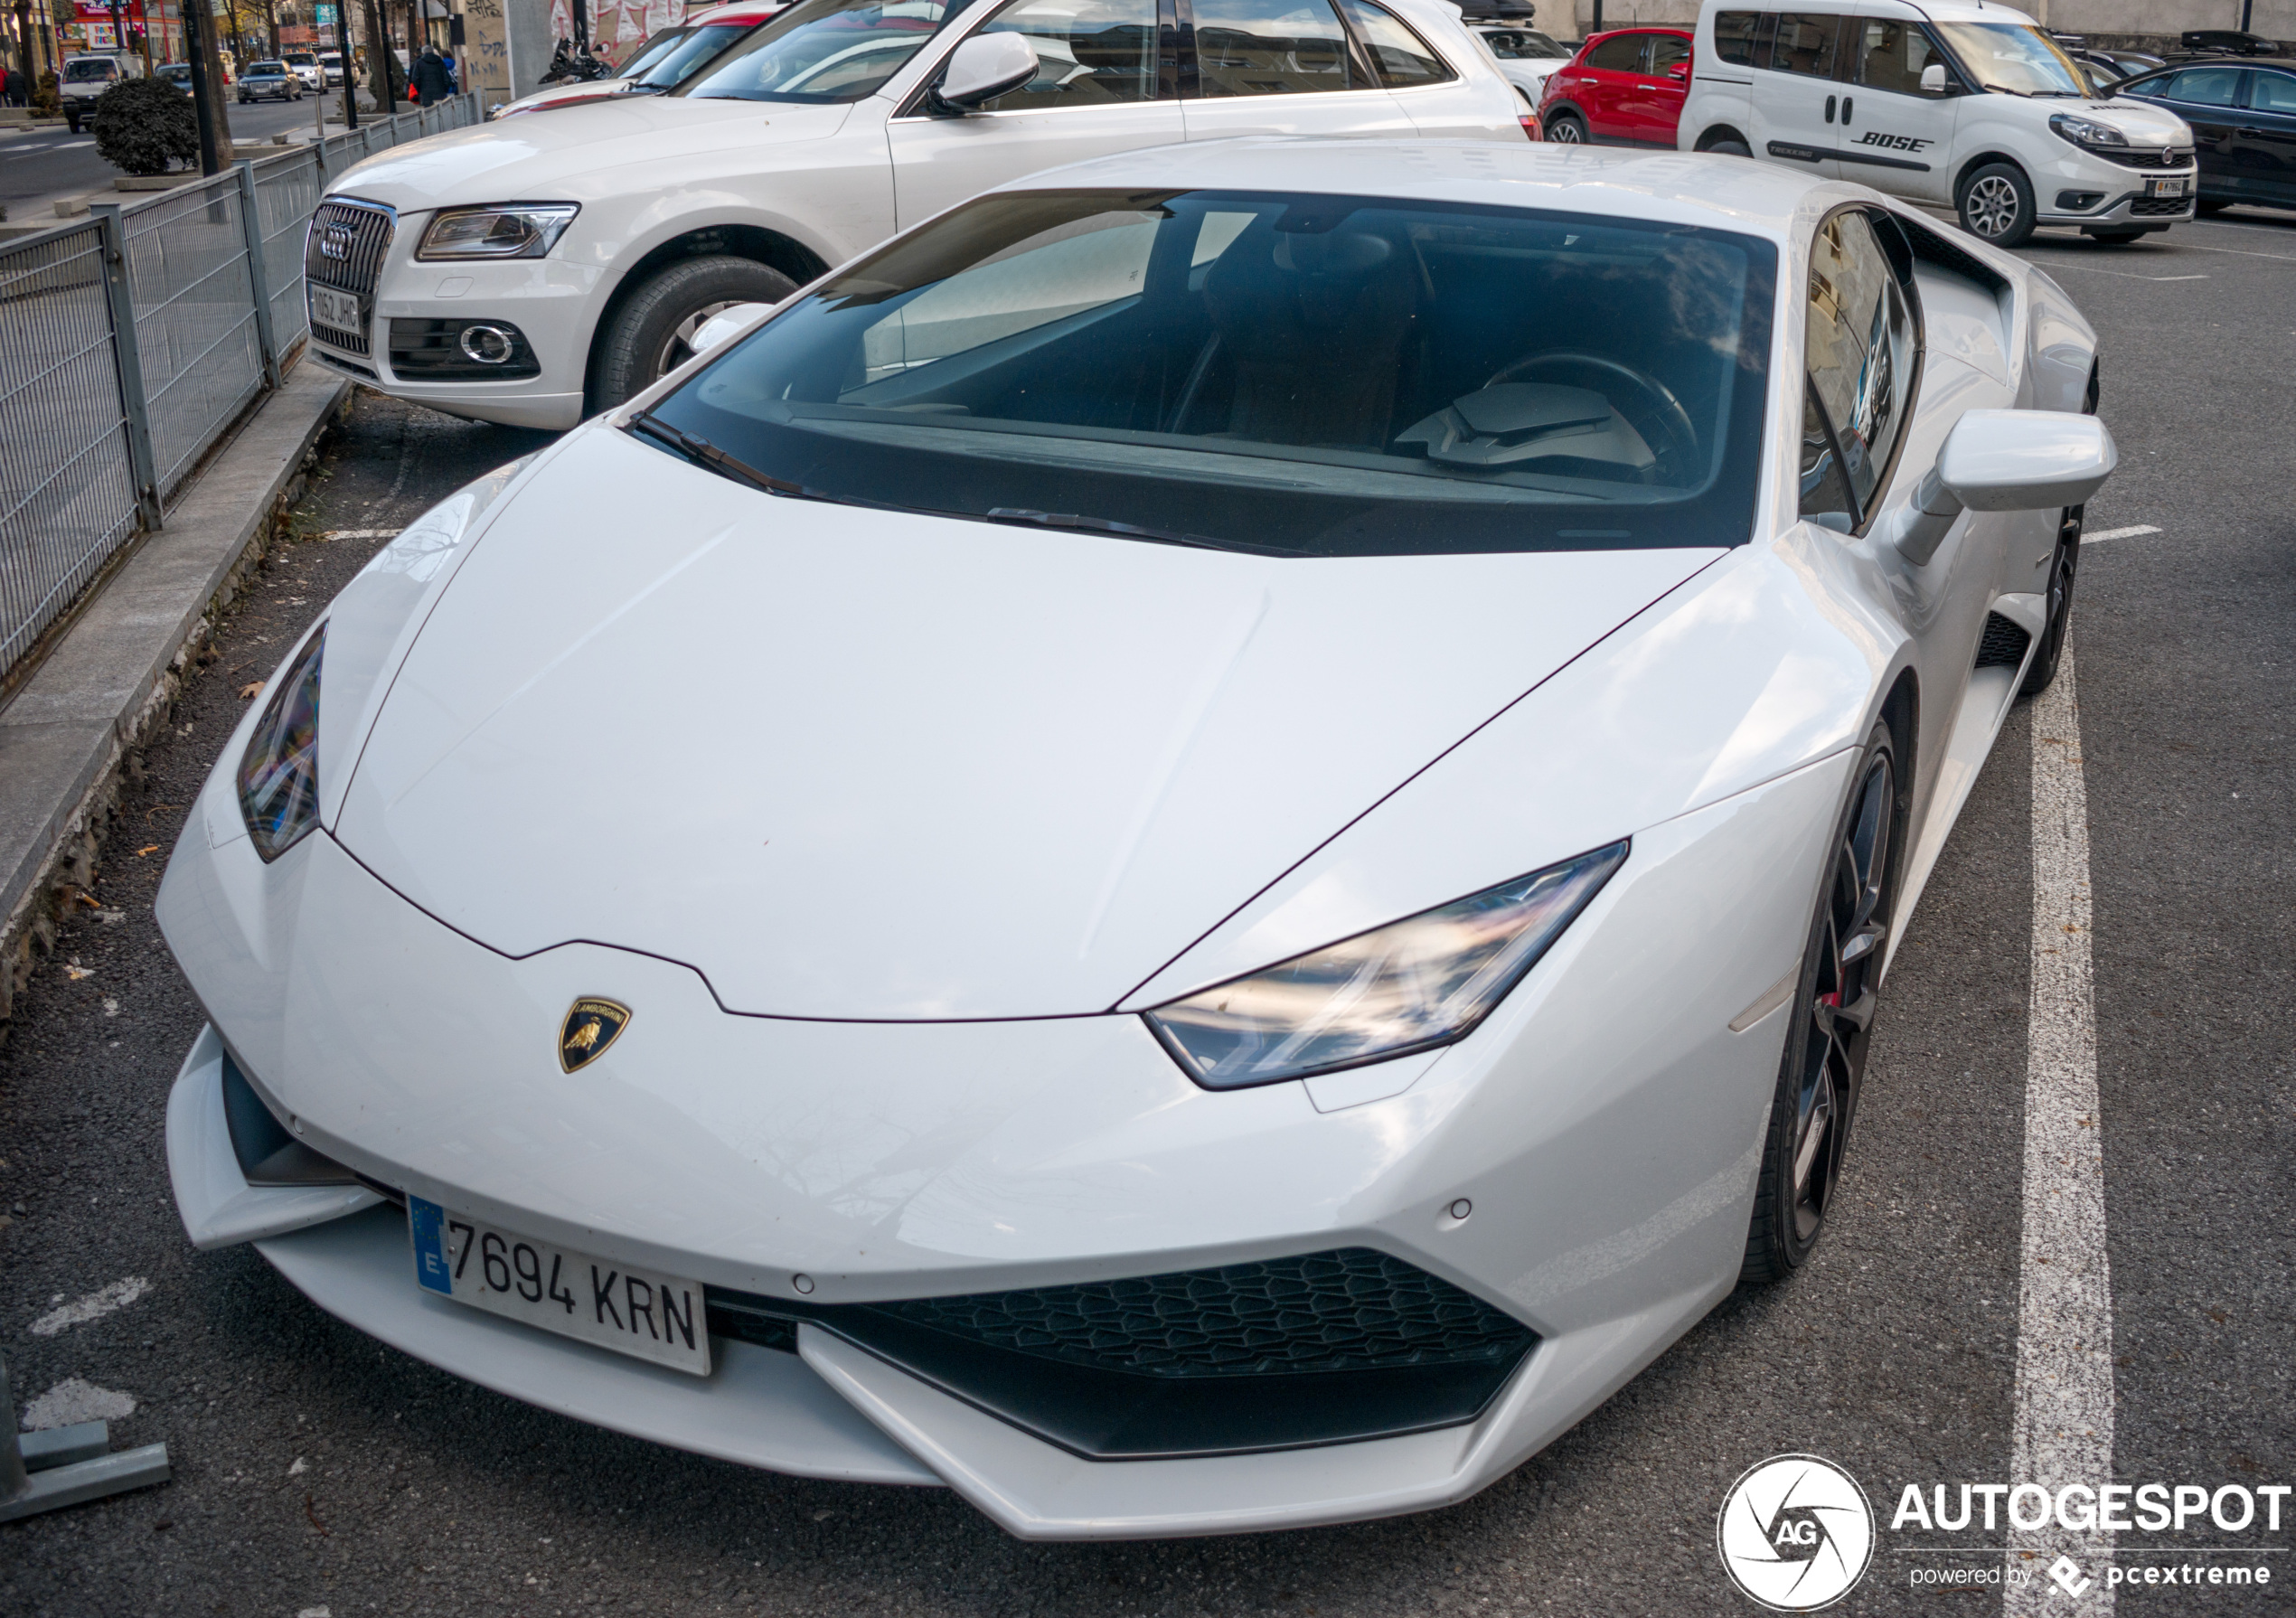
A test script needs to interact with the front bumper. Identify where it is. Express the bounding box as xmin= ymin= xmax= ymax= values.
xmin=2036 ymin=148 xmax=2198 ymax=228
xmin=306 ymin=239 xmax=598 ymax=429
xmin=157 ymin=726 xmax=1849 ymax=1534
